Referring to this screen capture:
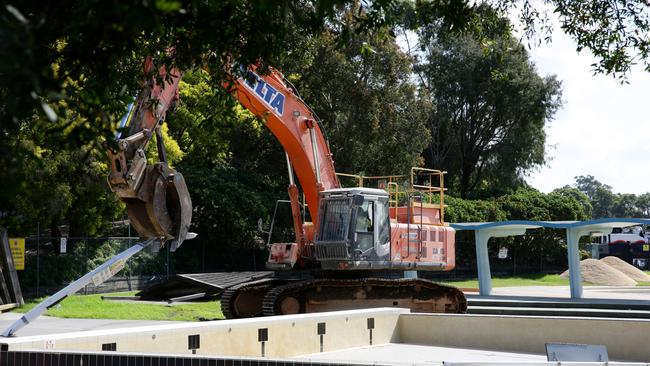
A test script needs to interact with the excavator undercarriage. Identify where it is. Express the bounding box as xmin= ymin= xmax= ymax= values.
xmin=220 ymin=277 xmax=467 ymax=319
